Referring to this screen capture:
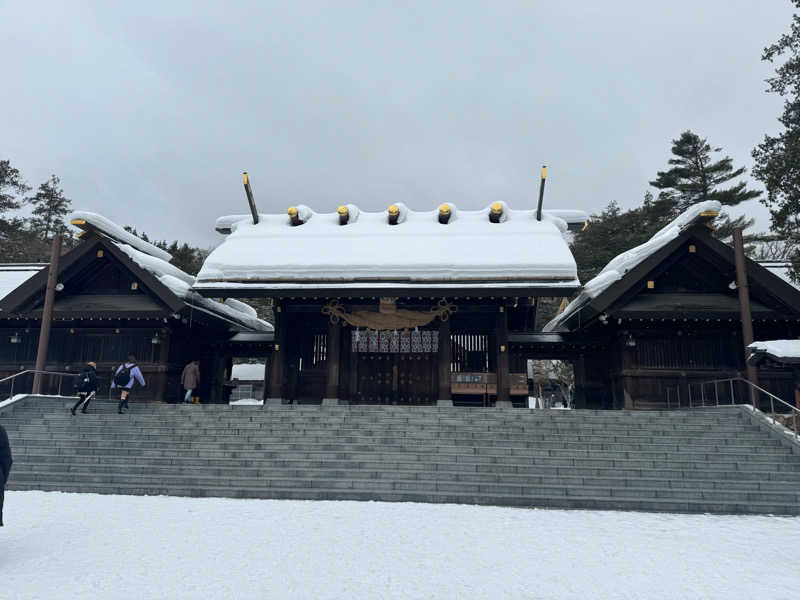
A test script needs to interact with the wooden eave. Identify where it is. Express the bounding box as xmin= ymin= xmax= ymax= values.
xmin=0 ymin=234 xmax=184 ymax=317
xmin=558 ymin=225 xmax=800 ymax=332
